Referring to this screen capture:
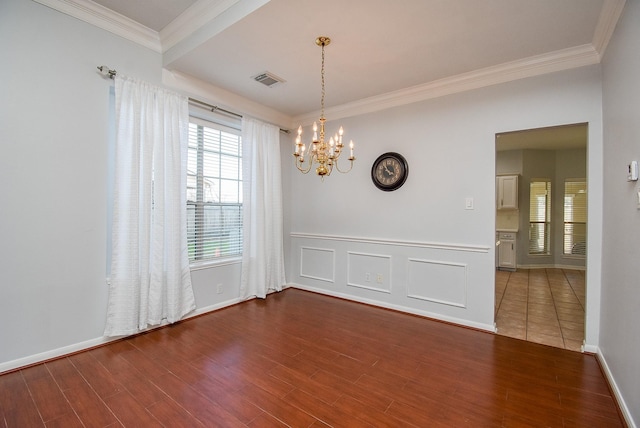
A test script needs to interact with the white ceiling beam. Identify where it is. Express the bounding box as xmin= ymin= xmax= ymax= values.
xmin=162 ymin=0 xmax=270 ymax=67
